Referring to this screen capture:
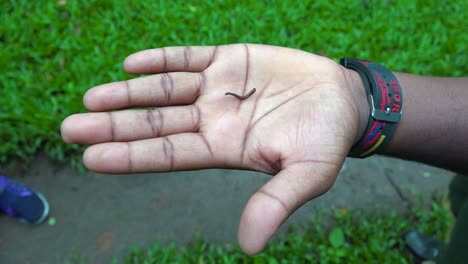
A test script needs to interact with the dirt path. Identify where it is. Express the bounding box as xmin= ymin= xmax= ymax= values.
xmin=0 ymin=156 xmax=453 ymax=263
